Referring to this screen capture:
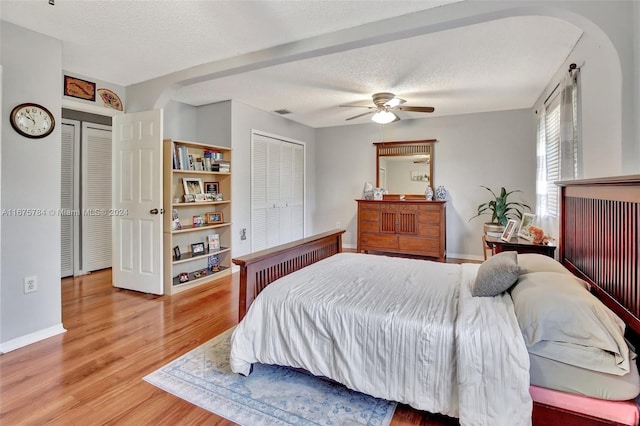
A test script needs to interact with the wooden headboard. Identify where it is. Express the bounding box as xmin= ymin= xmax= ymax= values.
xmin=558 ymin=175 xmax=640 ymax=337
xmin=232 ymin=229 xmax=345 ymax=321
